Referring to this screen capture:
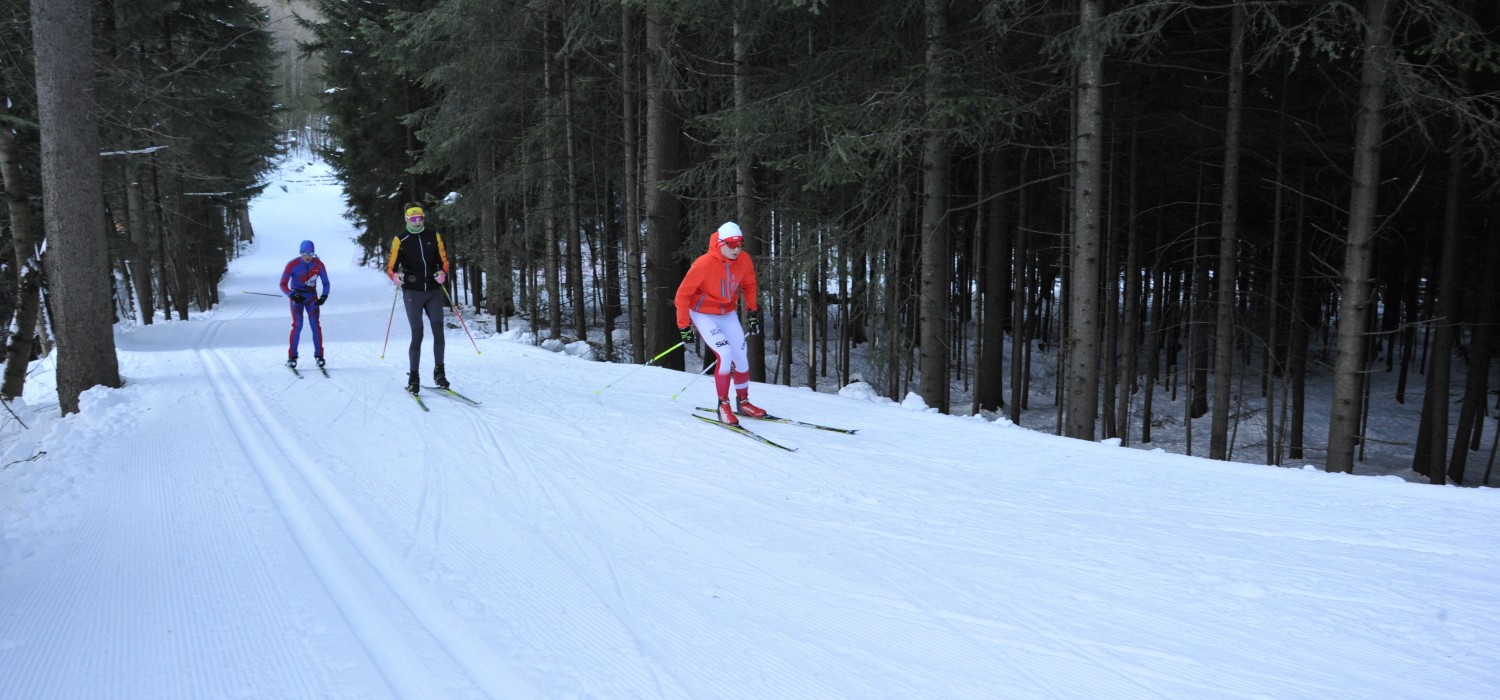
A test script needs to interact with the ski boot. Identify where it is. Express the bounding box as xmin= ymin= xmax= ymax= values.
xmin=316 ymin=356 xmax=326 ymax=369
xmin=434 ymin=364 xmax=449 ymax=389
xmin=717 ymin=398 xmax=740 ymax=426
xmin=406 ymin=371 xmax=420 ymax=395
xmin=286 ymin=356 xmax=297 ymax=369
xmin=736 ymin=394 xmax=767 ymax=418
